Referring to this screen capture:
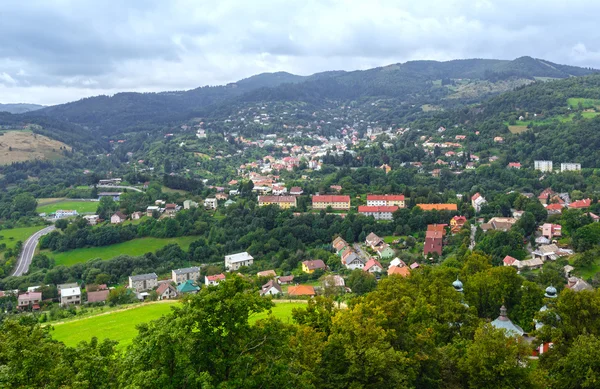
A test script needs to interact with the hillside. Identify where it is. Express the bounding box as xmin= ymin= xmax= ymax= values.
xmin=26 ymin=57 xmax=597 ymax=137
xmin=0 ymin=103 xmax=45 ymax=114
xmin=0 ymin=130 xmax=72 ymax=165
